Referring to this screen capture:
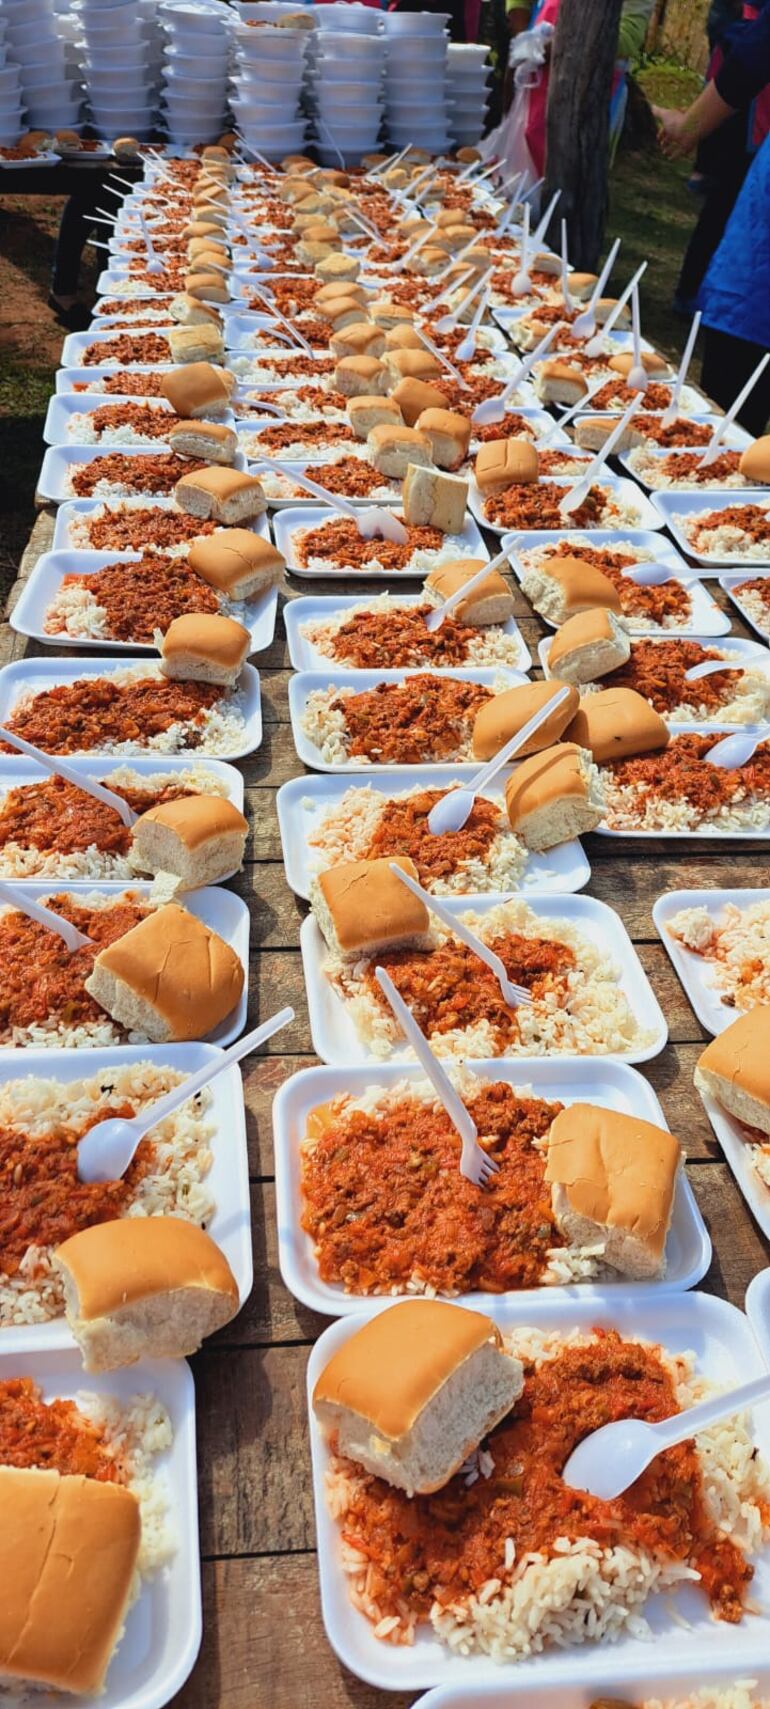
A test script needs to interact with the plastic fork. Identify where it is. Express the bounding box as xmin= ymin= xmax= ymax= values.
xmin=373 ymin=966 xmax=498 ymax=1189
xmin=626 ymin=285 xmax=648 ymax=394
xmin=584 ymin=261 xmax=647 ymax=357
xmin=77 ymin=1007 xmax=294 ymax=1183
xmin=426 ymin=684 xmax=573 ymax=834
xmin=569 ymin=237 xmax=620 ymax=341
xmin=705 ymin=727 xmax=764 ymax=767
xmin=559 ymin=395 xmax=640 ymax=516
xmin=414 ymin=326 xmax=470 ymax=390
xmin=511 ymin=201 xmax=531 ymax=296
xmin=423 ymin=265 xmax=476 ymax=318
xmin=456 ymin=156 xmax=499 ymax=186
xmin=0 ymin=724 xmax=137 ymax=828
xmin=684 ymin=656 xmax=746 ymax=682
xmin=471 ymin=321 xmax=563 ymax=426
xmin=364 ymin=144 xmax=411 ymax=182
xmin=660 ymin=310 xmax=701 ymax=428
xmin=432 ymin=266 xmax=491 ymax=333
xmin=0 ymin=883 xmax=94 ymax=952
xmin=253 ymin=457 xmax=408 ymax=543
xmin=536 ymin=380 xmax=602 ymax=449
xmin=699 ymin=352 xmax=770 ymax=467
xmin=454 ymin=285 xmax=492 ymax=362
xmin=389 ymin=863 xmax=533 ymax=1008
xmin=248 ymin=282 xmax=314 ymax=358
xmin=392 ymin=221 xmax=435 ymax=276
xmin=431 ymin=231 xmax=488 ymax=288
xmin=424 ymin=549 xmax=511 ymax=633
